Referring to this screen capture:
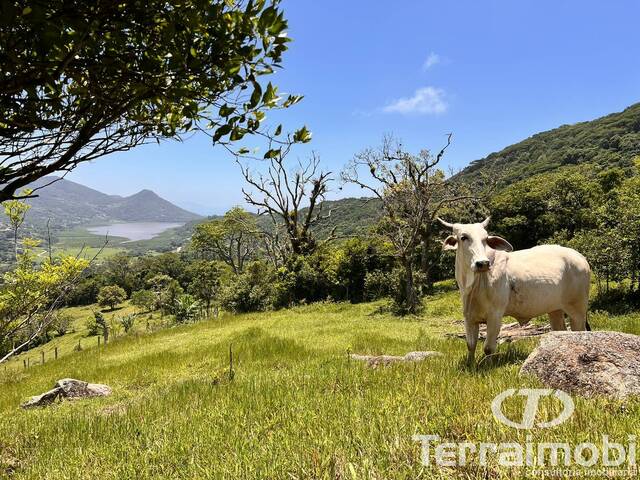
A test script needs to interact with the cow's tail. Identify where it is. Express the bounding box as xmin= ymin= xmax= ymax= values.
xmin=585 ymin=312 xmax=592 ymax=331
